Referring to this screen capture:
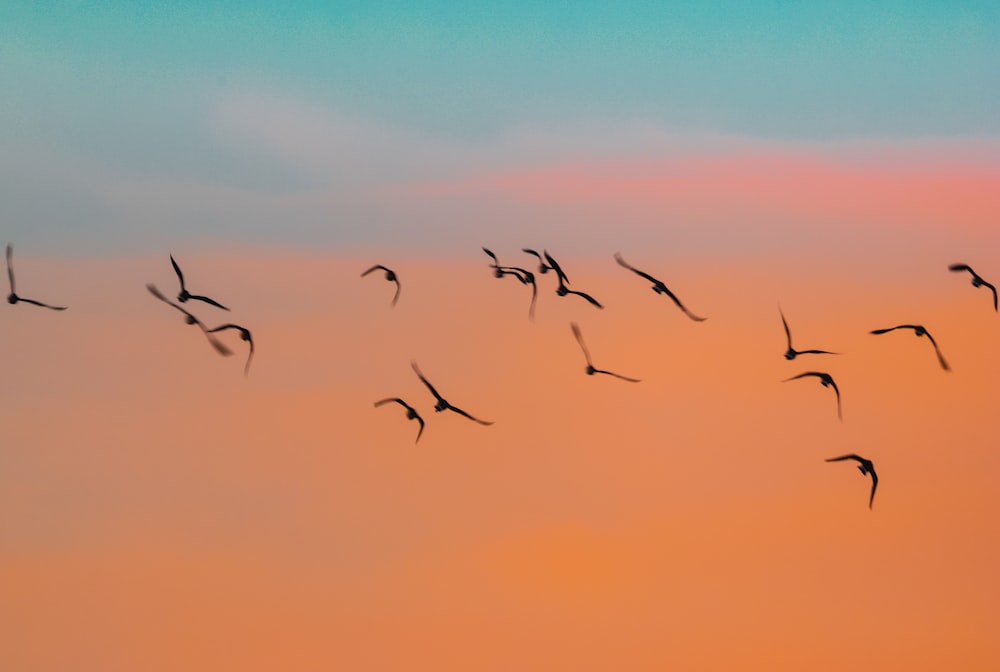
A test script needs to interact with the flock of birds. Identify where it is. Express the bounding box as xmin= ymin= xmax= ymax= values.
xmin=7 ymin=242 xmax=998 ymax=510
